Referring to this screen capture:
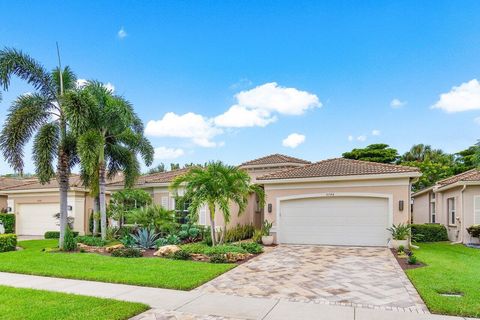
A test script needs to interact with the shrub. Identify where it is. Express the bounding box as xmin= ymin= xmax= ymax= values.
xmin=125 ymin=205 xmax=178 ymax=235
xmin=397 ymin=245 xmax=405 ymax=253
xmin=75 ymin=236 xmax=107 ymax=247
xmin=120 ymin=234 xmax=136 ymax=248
xmin=466 ymin=225 xmax=480 ymax=238
xmin=111 ymin=247 xmax=143 ymax=258
xmin=262 ymin=220 xmax=273 ymax=236
xmin=224 ymin=224 xmax=255 ymax=243
xmin=117 ymin=225 xmax=137 ymax=238
xmin=387 ymin=223 xmax=411 ymax=240
xmin=156 ymin=234 xmax=180 ymax=247
xmin=62 ymin=228 xmax=77 ymax=251
xmin=131 ymin=227 xmax=159 ymax=249
xmin=44 ymin=231 xmax=79 ymax=239
xmin=209 ymin=254 xmax=227 ymax=263
xmin=0 ymin=234 xmax=17 ymax=252
xmin=0 ymin=214 xmax=15 ymax=233
xmin=181 ymin=243 xmax=247 ymax=255
xmin=252 ymin=229 xmax=262 ymax=244
xmin=411 ymin=224 xmax=449 ymax=242
xmin=407 ymin=254 xmax=418 ymax=265
xmin=170 ymin=250 xmax=191 ymax=260
xmin=237 ymin=242 xmax=263 ymax=254
xmin=201 ymin=226 xmax=212 ymax=246
xmin=178 ymin=223 xmax=201 ymax=243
